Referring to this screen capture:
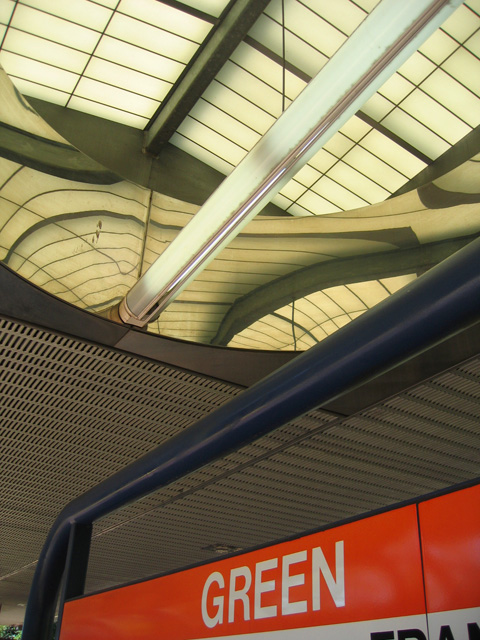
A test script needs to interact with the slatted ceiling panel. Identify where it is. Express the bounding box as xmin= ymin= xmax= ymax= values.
xmin=85 ymin=354 xmax=480 ymax=594
xmin=0 ymin=314 xmax=479 ymax=607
